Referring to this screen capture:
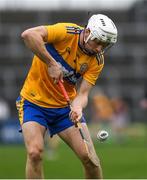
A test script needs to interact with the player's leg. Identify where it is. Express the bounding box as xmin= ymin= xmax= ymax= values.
xmin=16 ymin=96 xmax=48 ymax=178
xmin=45 ymin=133 xmax=60 ymax=160
xmin=22 ymin=121 xmax=46 ymax=179
xmin=58 ymin=122 xmax=103 ymax=179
